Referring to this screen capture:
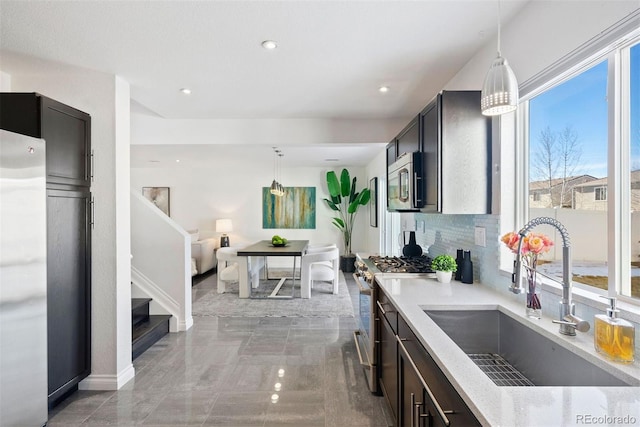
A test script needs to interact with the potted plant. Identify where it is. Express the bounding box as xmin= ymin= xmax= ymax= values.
xmin=431 ymin=254 xmax=457 ymax=283
xmin=323 ymin=168 xmax=371 ymax=272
